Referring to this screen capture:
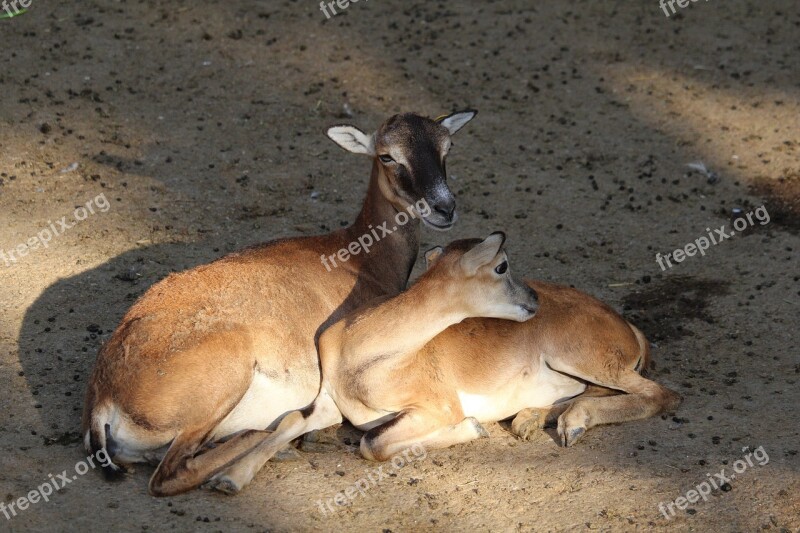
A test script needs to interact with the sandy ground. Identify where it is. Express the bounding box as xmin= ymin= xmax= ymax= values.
xmin=0 ymin=0 xmax=798 ymax=531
